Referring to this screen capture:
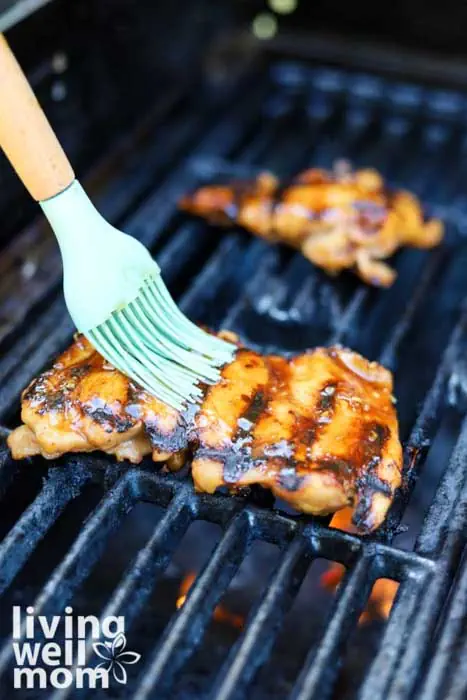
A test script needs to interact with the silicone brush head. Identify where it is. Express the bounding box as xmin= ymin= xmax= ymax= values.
xmin=40 ymin=181 xmax=235 ymax=410
xmin=88 ymin=277 xmax=235 ymax=410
